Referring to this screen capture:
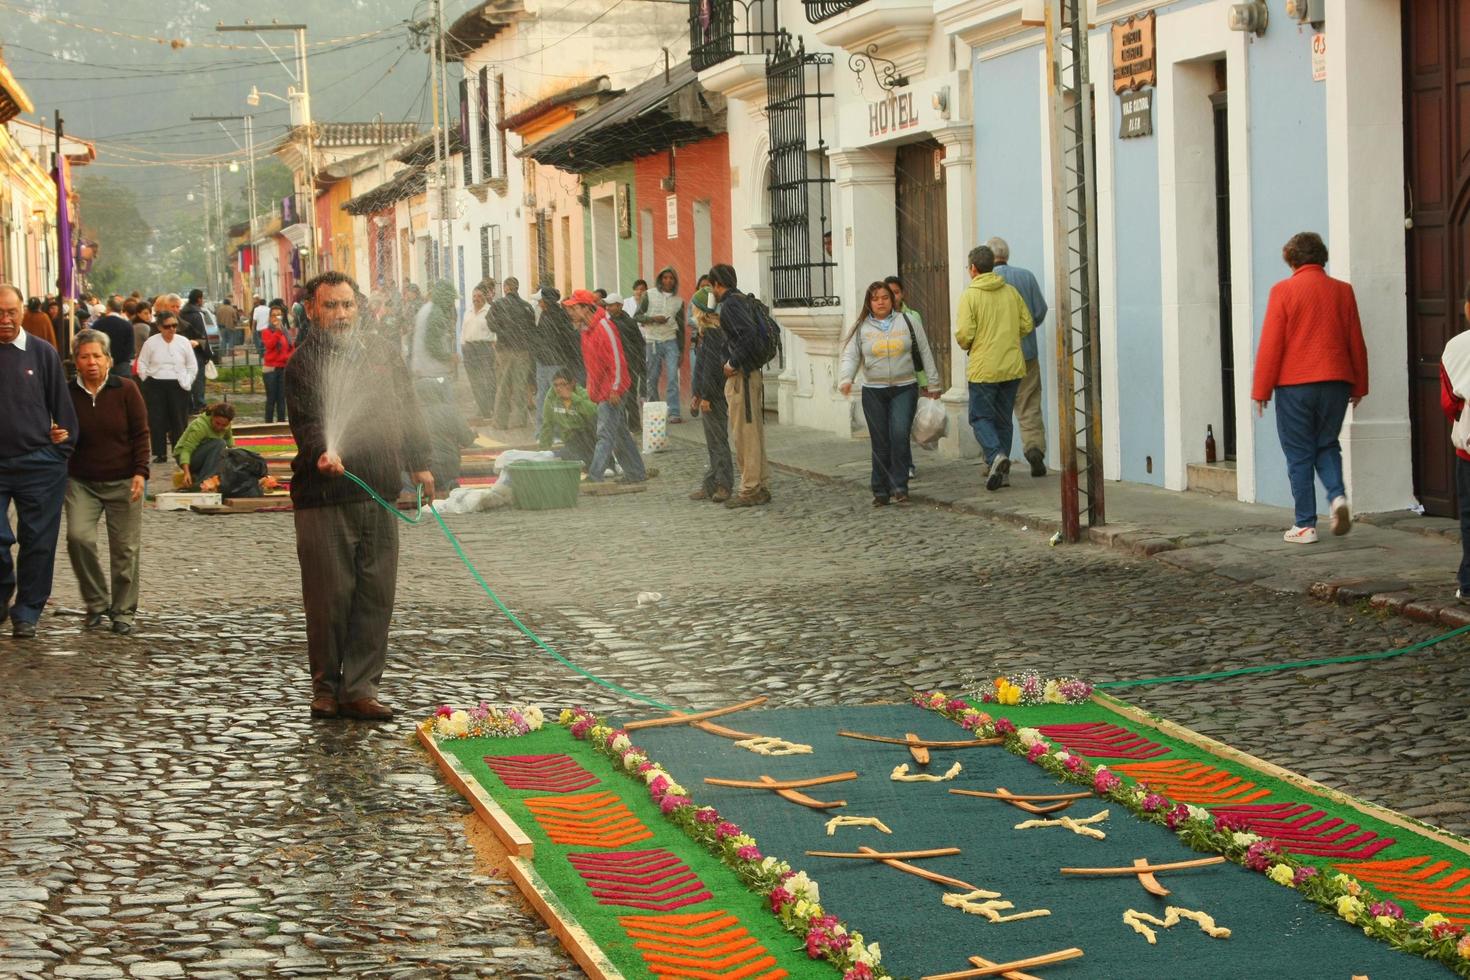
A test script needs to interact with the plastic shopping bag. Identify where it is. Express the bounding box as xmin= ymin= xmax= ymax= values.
xmin=911 ymin=397 xmax=946 ymax=450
